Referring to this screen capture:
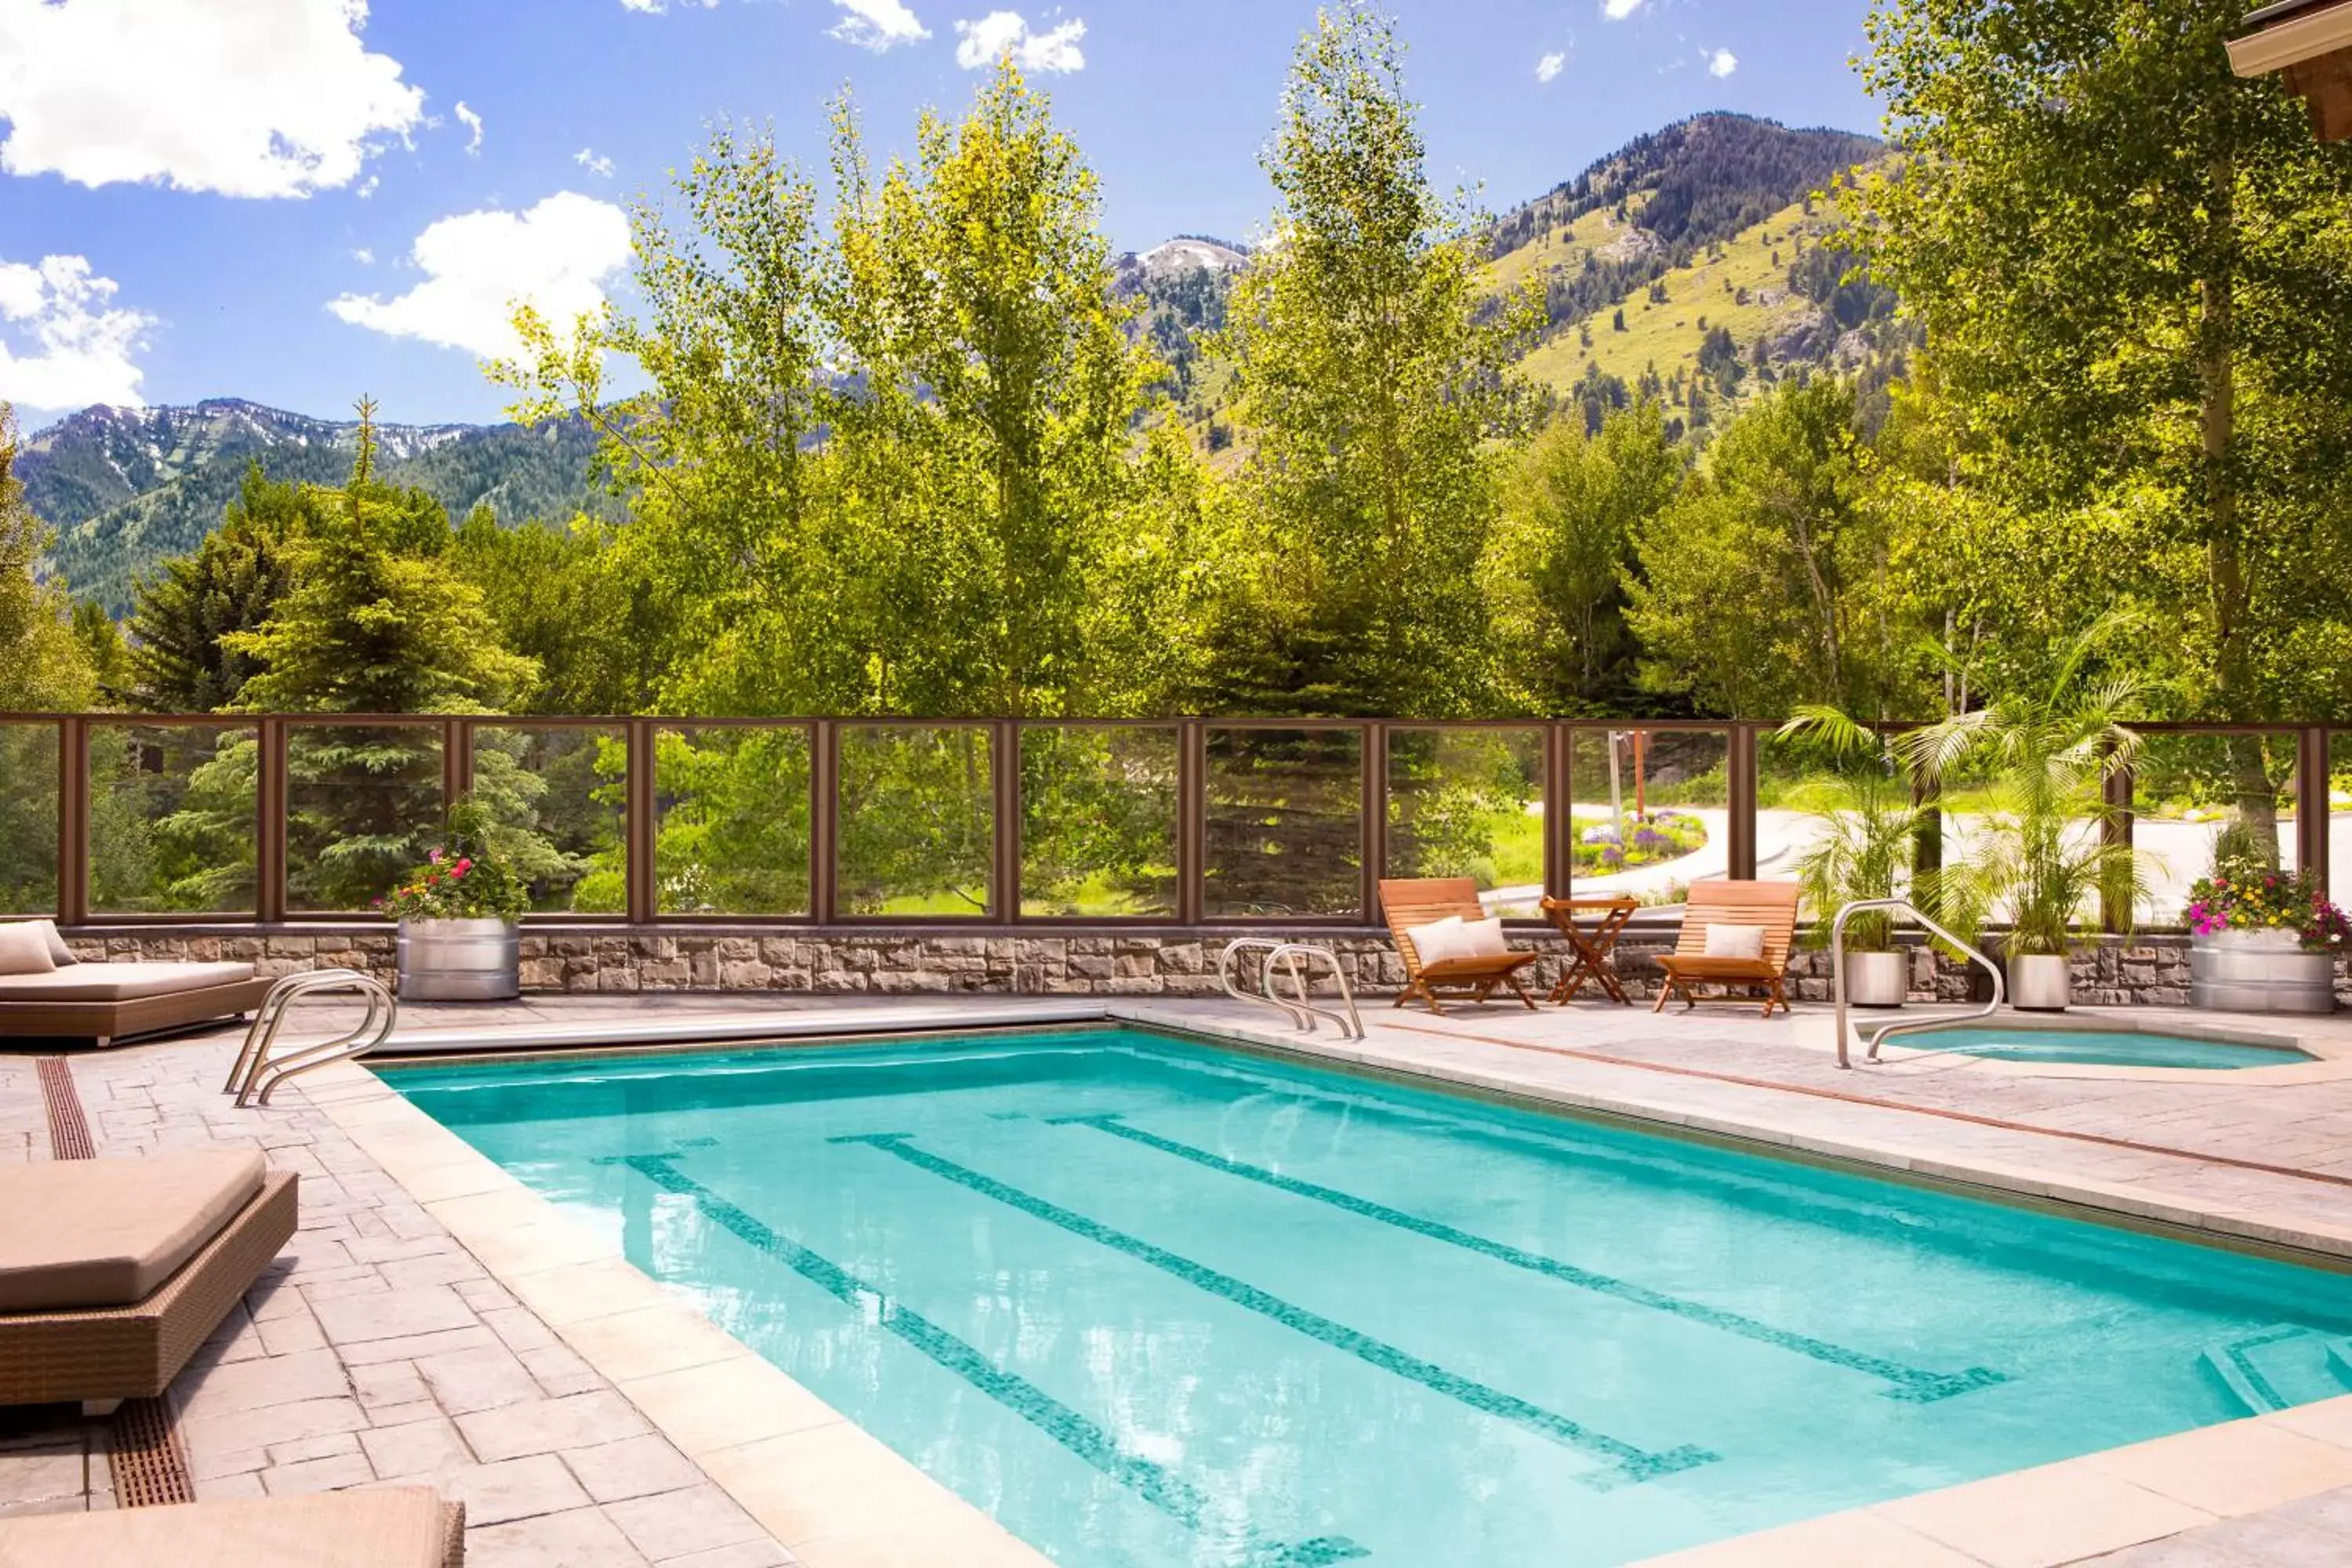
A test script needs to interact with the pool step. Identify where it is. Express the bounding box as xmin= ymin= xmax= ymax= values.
xmin=2198 ymin=1326 xmax=2352 ymax=1414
